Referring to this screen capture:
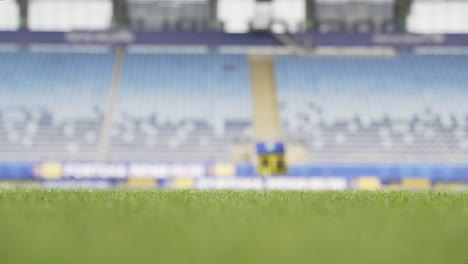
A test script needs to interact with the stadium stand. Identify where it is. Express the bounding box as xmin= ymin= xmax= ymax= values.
xmin=2 ymin=50 xmax=468 ymax=164
xmin=276 ymin=55 xmax=468 ymax=163
xmin=108 ymin=53 xmax=253 ymax=161
xmin=0 ymin=51 xmax=114 ymax=161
